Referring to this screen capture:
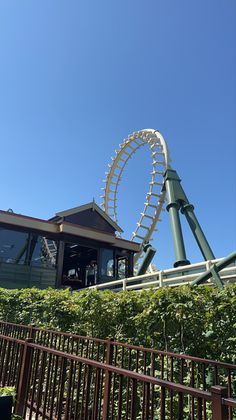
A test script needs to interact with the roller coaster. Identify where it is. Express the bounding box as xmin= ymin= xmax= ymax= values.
xmin=100 ymin=129 xmax=236 ymax=288
xmin=39 ymin=128 xmax=235 ymax=289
